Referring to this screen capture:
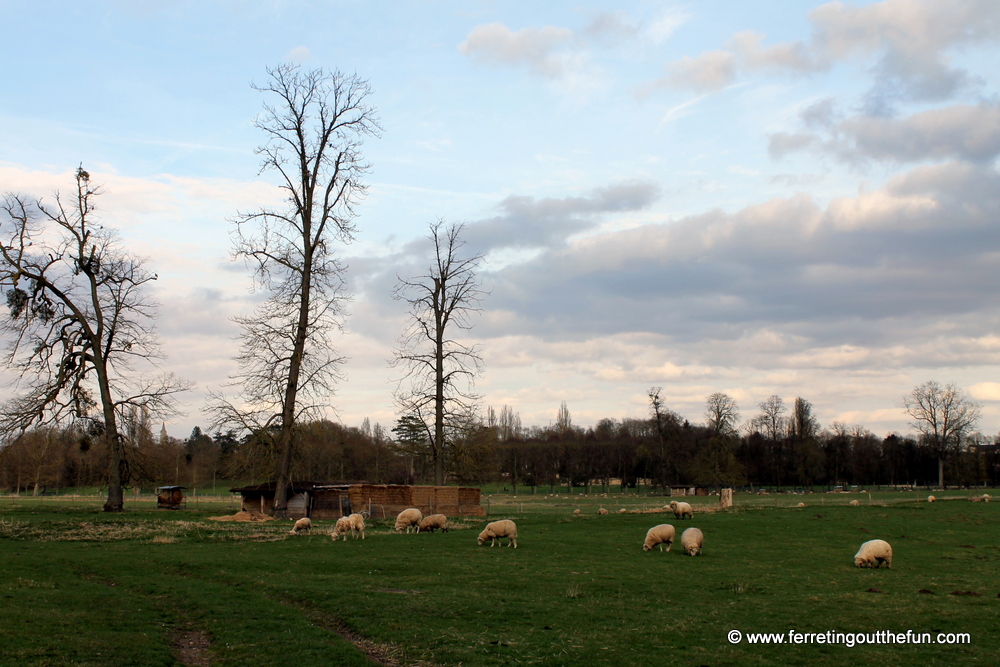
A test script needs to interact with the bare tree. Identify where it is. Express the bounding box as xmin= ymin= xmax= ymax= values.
xmin=208 ymin=64 xmax=380 ymax=516
xmin=904 ymin=380 xmax=981 ymax=488
xmin=788 ymin=397 xmax=819 ymax=439
xmin=0 ymin=167 xmax=189 ymax=511
xmin=392 ymin=221 xmax=487 ymax=485
xmin=705 ymin=392 xmax=740 ymax=434
xmin=751 ymin=395 xmax=786 ymax=440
